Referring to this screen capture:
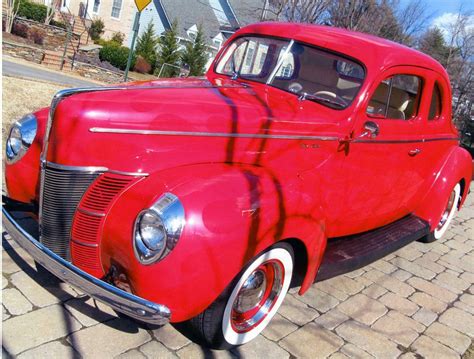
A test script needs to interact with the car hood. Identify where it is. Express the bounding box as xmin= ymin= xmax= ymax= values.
xmin=44 ymin=76 xmax=339 ymax=173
